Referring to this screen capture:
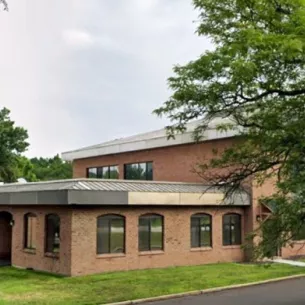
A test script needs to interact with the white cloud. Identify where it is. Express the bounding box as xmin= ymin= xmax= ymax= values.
xmin=62 ymin=29 xmax=94 ymax=48
xmin=0 ymin=0 xmax=211 ymax=158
